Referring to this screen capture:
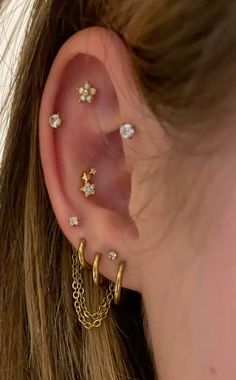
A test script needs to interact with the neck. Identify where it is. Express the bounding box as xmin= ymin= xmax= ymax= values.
xmin=141 ymin=129 xmax=236 ymax=379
